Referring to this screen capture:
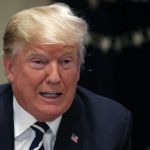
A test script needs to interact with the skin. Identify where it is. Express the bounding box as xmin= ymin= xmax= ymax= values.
xmin=3 ymin=43 xmax=80 ymax=122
